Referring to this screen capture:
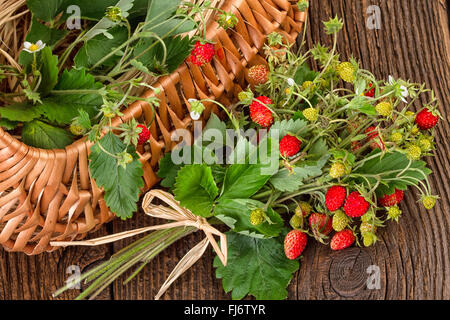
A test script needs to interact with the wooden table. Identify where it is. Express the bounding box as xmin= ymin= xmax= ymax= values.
xmin=1 ymin=0 xmax=449 ymax=300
